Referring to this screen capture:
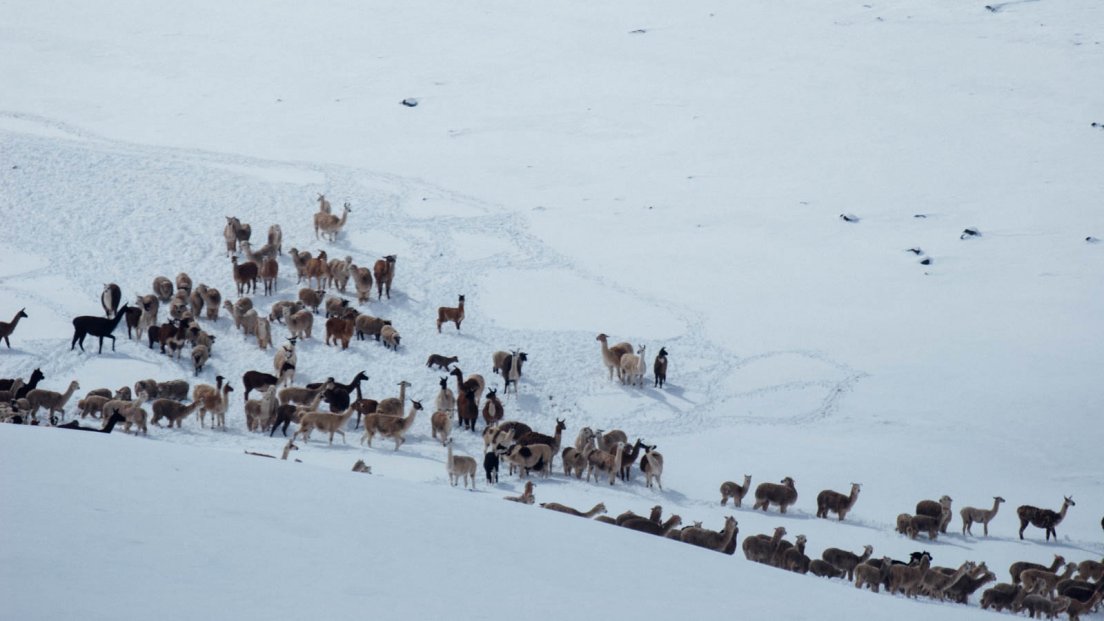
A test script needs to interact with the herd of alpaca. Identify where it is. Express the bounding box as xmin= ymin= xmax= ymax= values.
xmin=2 ymin=196 xmax=1101 ymax=616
